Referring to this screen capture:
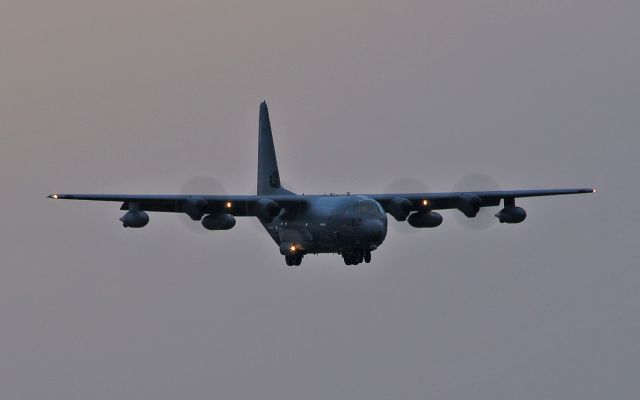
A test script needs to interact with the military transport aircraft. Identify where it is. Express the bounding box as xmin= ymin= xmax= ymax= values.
xmin=49 ymin=102 xmax=594 ymax=266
